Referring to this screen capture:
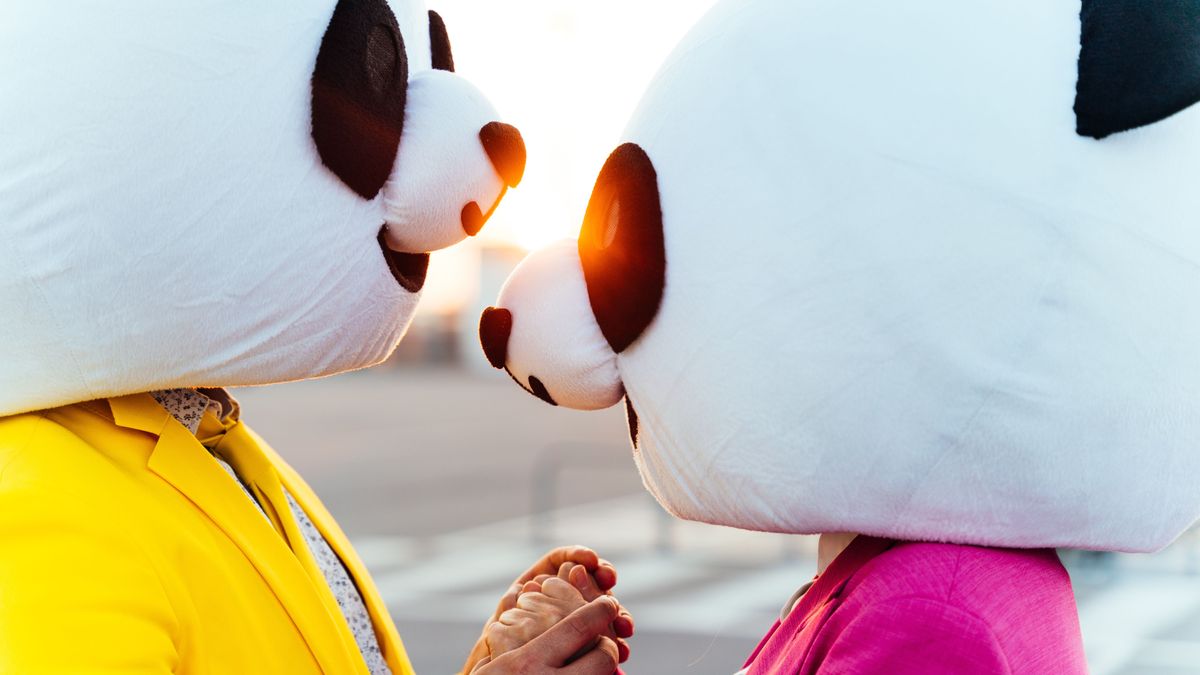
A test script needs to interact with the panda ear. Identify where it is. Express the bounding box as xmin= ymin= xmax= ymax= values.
xmin=1075 ymin=0 xmax=1200 ymax=139
xmin=428 ymin=10 xmax=455 ymax=72
xmin=311 ymin=0 xmax=409 ymax=198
